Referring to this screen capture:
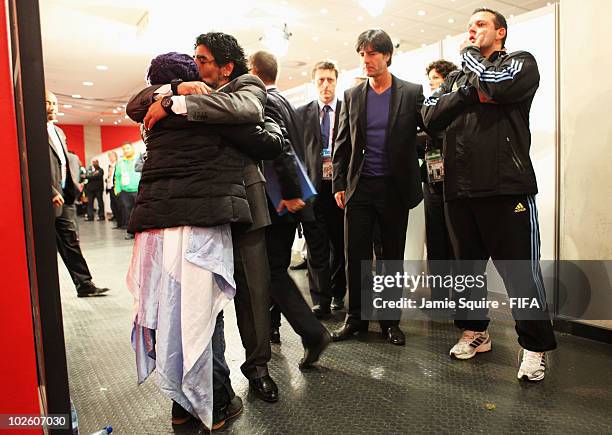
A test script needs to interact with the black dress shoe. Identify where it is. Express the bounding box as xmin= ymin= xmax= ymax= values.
xmin=76 ymin=282 xmax=109 ymax=297
xmin=331 ymin=322 xmax=368 ymax=342
xmin=85 ymin=217 xmax=94 ymax=221
xmin=171 ymin=400 xmax=196 ymax=425
xmin=125 ymin=233 xmax=135 ymax=240
xmin=210 ymin=396 xmax=243 ymax=431
xmin=299 ymin=330 xmax=331 ymax=369
xmin=312 ymin=305 xmax=332 ymax=319
xmin=289 ymin=259 xmax=307 ymax=270
xmin=270 ymin=328 xmax=281 ymax=344
xmin=331 ymin=297 xmax=345 ymax=311
xmin=249 ymin=375 xmax=278 ymax=403
xmin=385 ymin=325 xmax=406 ymax=346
